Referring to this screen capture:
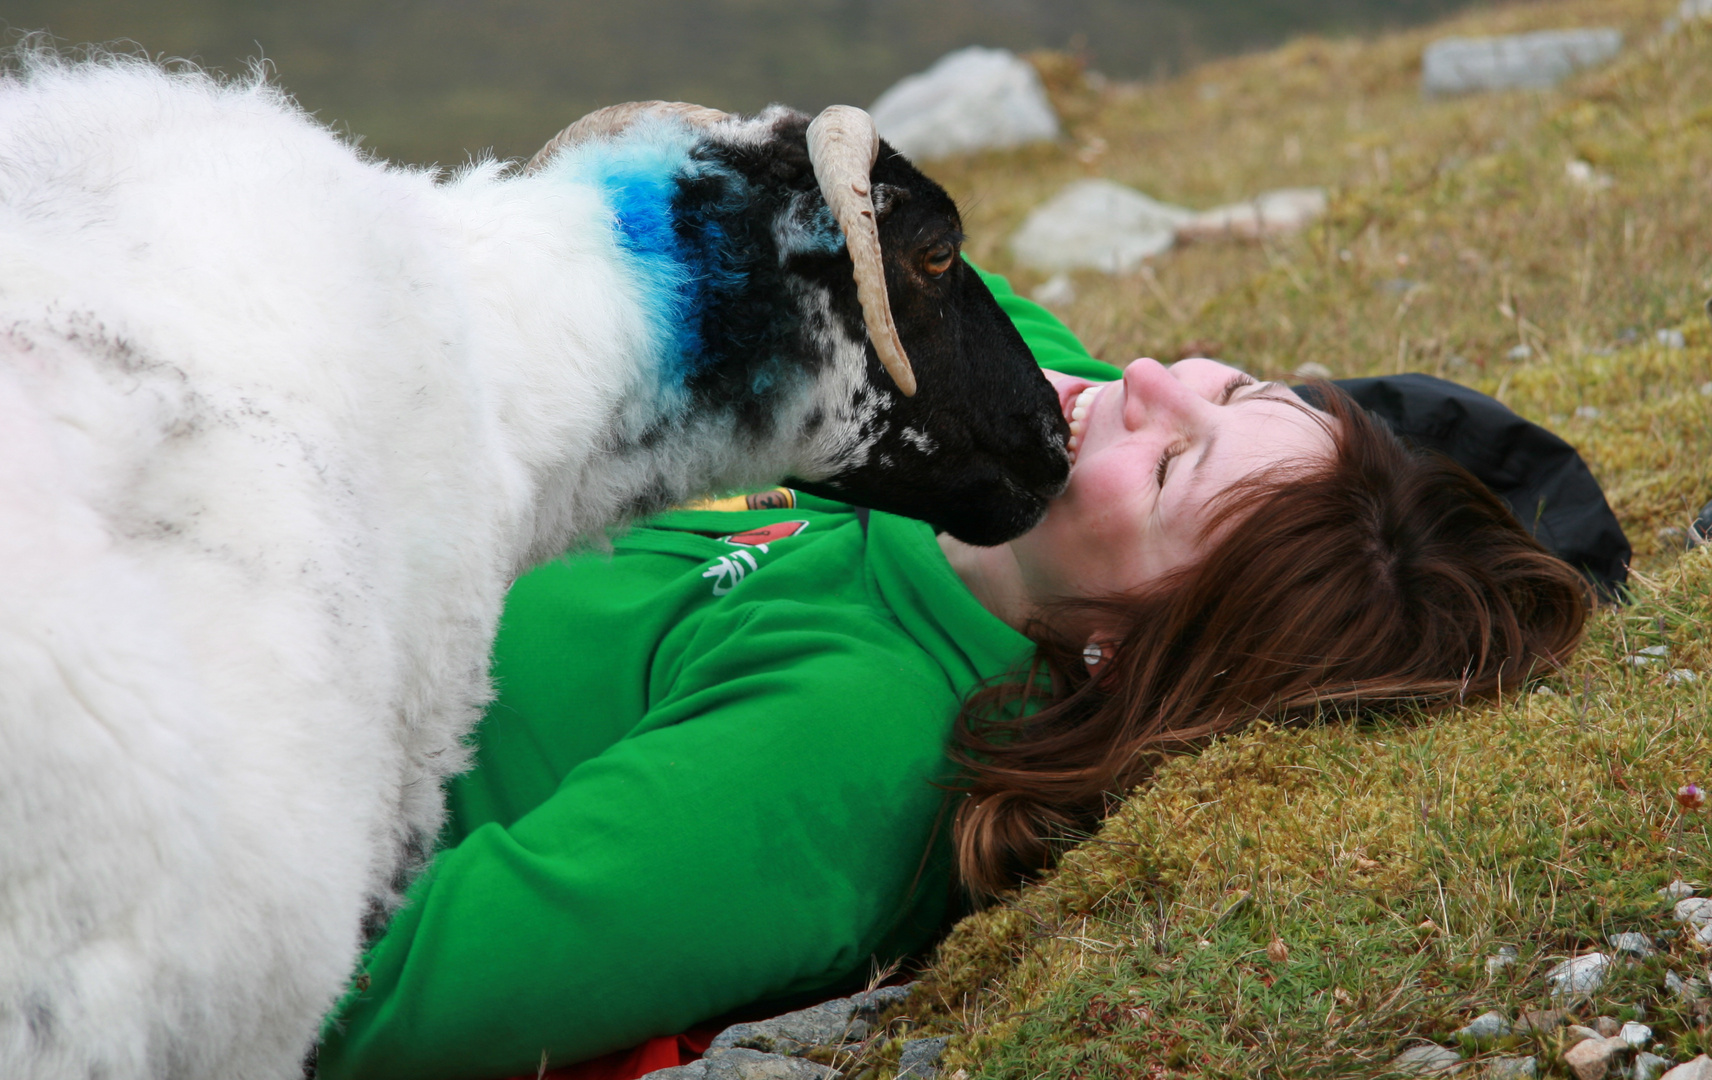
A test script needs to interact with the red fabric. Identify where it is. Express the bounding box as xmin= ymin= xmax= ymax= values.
xmin=504 ymin=1030 xmax=718 ymax=1080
